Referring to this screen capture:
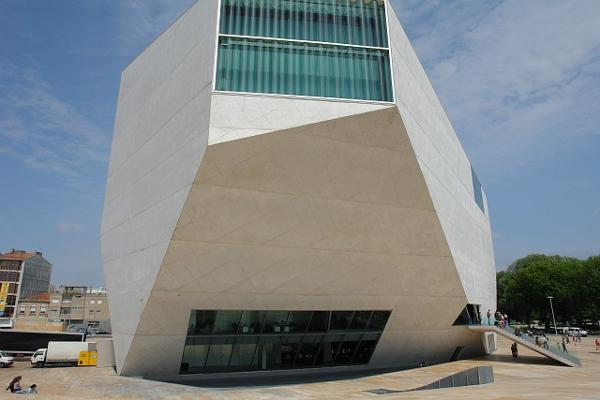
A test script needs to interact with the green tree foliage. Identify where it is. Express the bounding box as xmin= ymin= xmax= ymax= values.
xmin=498 ymin=254 xmax=600 ymax=326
